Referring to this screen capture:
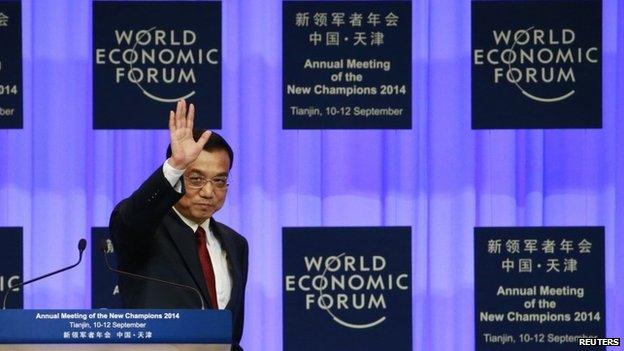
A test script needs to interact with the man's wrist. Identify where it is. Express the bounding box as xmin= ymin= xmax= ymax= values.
xmin=166 ymin=157 xmax=187 ymax=170
xmin=163 ymin=160 xmax=185 ymax=192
